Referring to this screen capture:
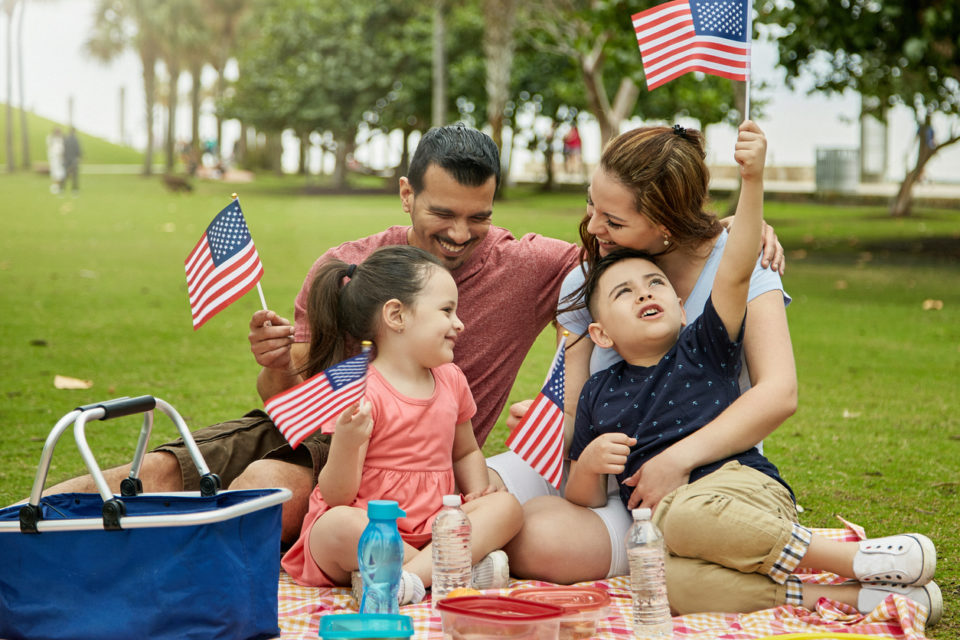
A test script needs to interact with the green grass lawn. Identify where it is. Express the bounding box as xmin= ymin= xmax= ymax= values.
xmin=1 ymin=171 xmax=957 ymax=636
